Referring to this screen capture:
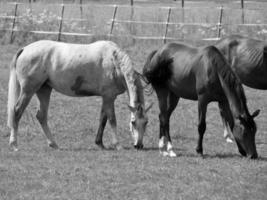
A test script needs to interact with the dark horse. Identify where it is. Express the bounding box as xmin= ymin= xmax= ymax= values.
xmin=216 ymin=35 xmax=267 ymax=142
xmin=143 ymin=42 xmax=260 ymax=159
